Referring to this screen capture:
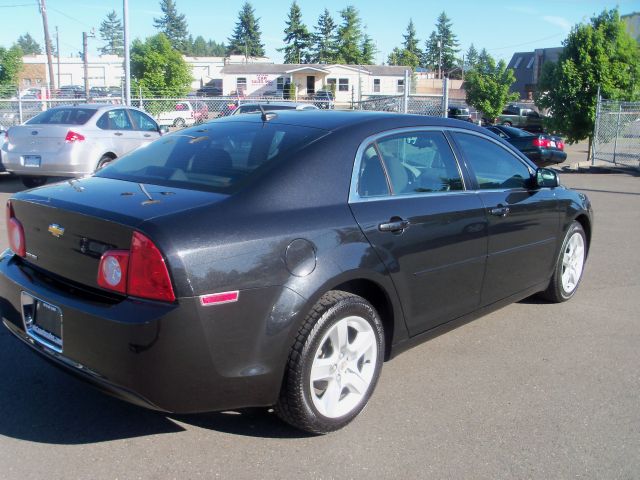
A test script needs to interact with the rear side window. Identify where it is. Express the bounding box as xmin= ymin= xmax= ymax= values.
xmin=96 ymin=121 xmax=327 ymax=194
xmin=26 ymin=108 xmax=96 ymax=125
